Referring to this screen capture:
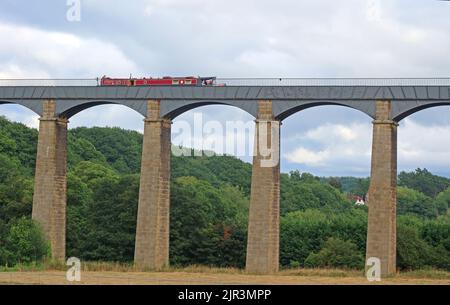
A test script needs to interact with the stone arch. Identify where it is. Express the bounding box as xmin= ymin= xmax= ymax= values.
xmin=160 ymin=100 xmax=257 ymax=120
xmin=56 ymin=100 xmax=147 ymax=119
xmin=393 ymin=101 xmax=450 ymax=122
xmin=274 ymin=100 xmax=376 ymax=121
xmin=0 ymin=100 xmax=42 ymax=116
